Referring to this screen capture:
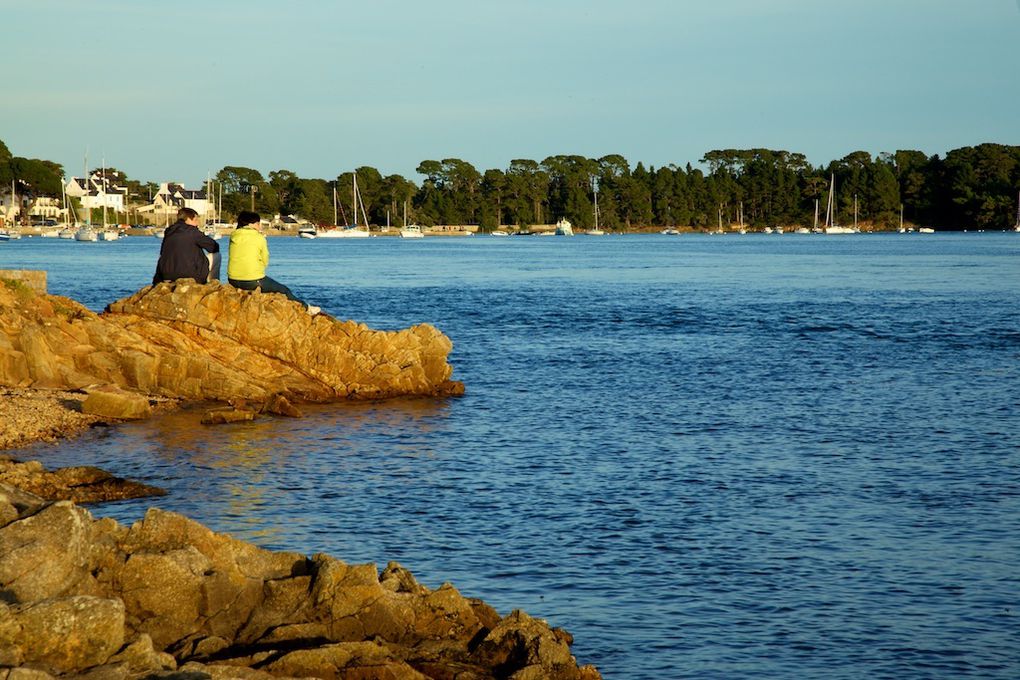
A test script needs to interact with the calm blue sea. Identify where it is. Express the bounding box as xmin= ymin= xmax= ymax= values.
xmin=3 ymin=233 xmax=1019 ymax=679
